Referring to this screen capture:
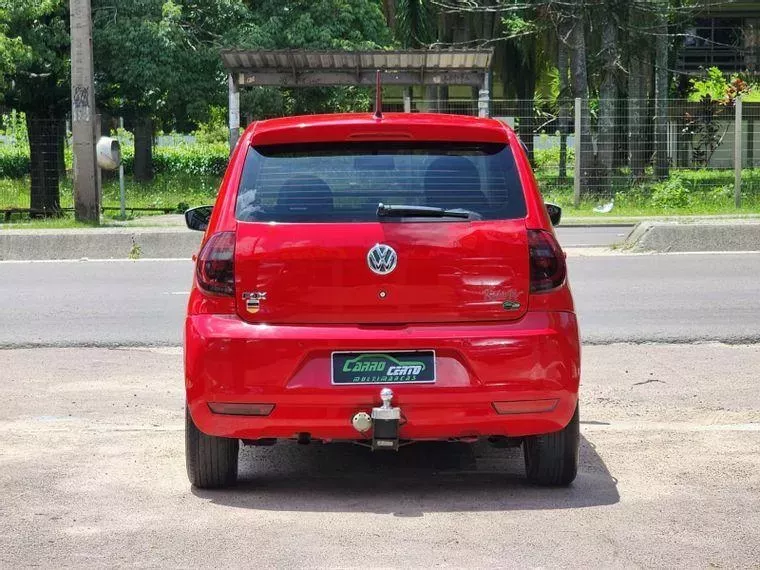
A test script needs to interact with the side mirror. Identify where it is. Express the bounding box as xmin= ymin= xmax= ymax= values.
xmin=545 ymin=203 xmax=562 ymax=227
xmin=185 ymin=206 xmax=213 ymax=232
